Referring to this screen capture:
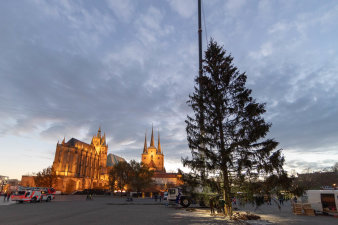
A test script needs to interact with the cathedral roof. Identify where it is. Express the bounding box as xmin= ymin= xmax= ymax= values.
xmin=143 ymin=133 xmax=147 ymax=153
xmin=65 ymin=138 xmax=92 ymax=149
xmin=150 ymin=125 xmax=155 ymax=147
xmin=157 ymin=131 xmax=161 ymax=154
xmin=107 ymin=153 xmax=125 ymax=167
